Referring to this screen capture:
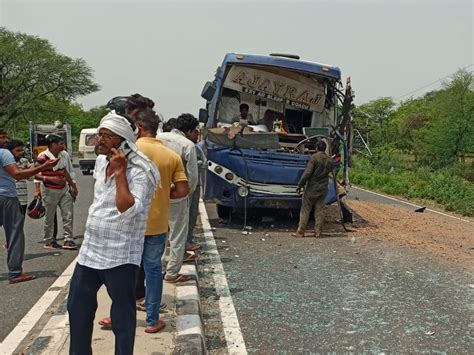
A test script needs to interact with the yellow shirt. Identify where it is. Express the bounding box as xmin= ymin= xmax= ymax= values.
xmin=137 ymin=137 xmax=188 ymax=236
